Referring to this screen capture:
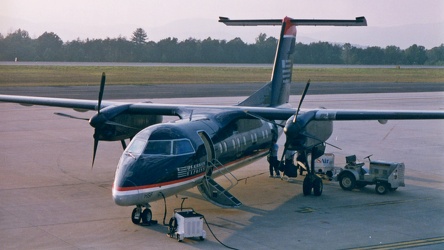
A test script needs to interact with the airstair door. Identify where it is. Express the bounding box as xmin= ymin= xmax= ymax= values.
xmin=198 ymin=131 xmax=214 ymax=176
xmin=197 ymin=131 xmax=242 ymax=208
